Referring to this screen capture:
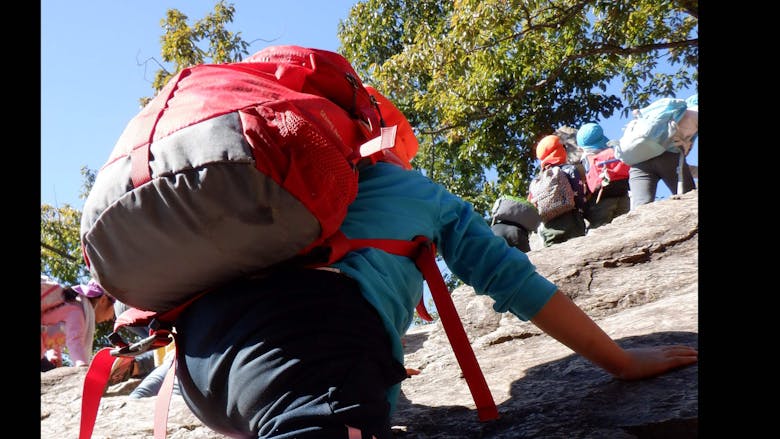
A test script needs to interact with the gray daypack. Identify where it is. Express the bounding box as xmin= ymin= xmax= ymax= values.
xmin=490 ymin=195 xmax=541 ymax=232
